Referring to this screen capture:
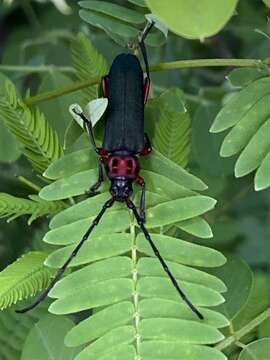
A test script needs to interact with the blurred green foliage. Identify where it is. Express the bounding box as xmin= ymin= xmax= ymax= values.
xmin=0 ymin=0 xmax=270 ymax=359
